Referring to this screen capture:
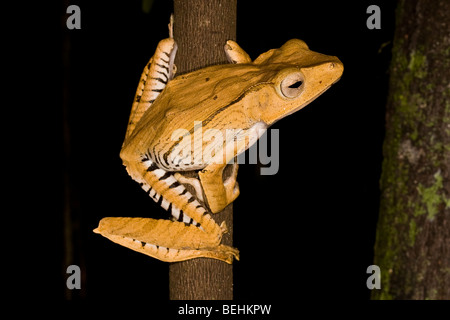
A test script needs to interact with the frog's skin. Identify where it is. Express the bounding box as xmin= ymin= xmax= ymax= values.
xmin=94 ymin=20 xmax=343 ymax=264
